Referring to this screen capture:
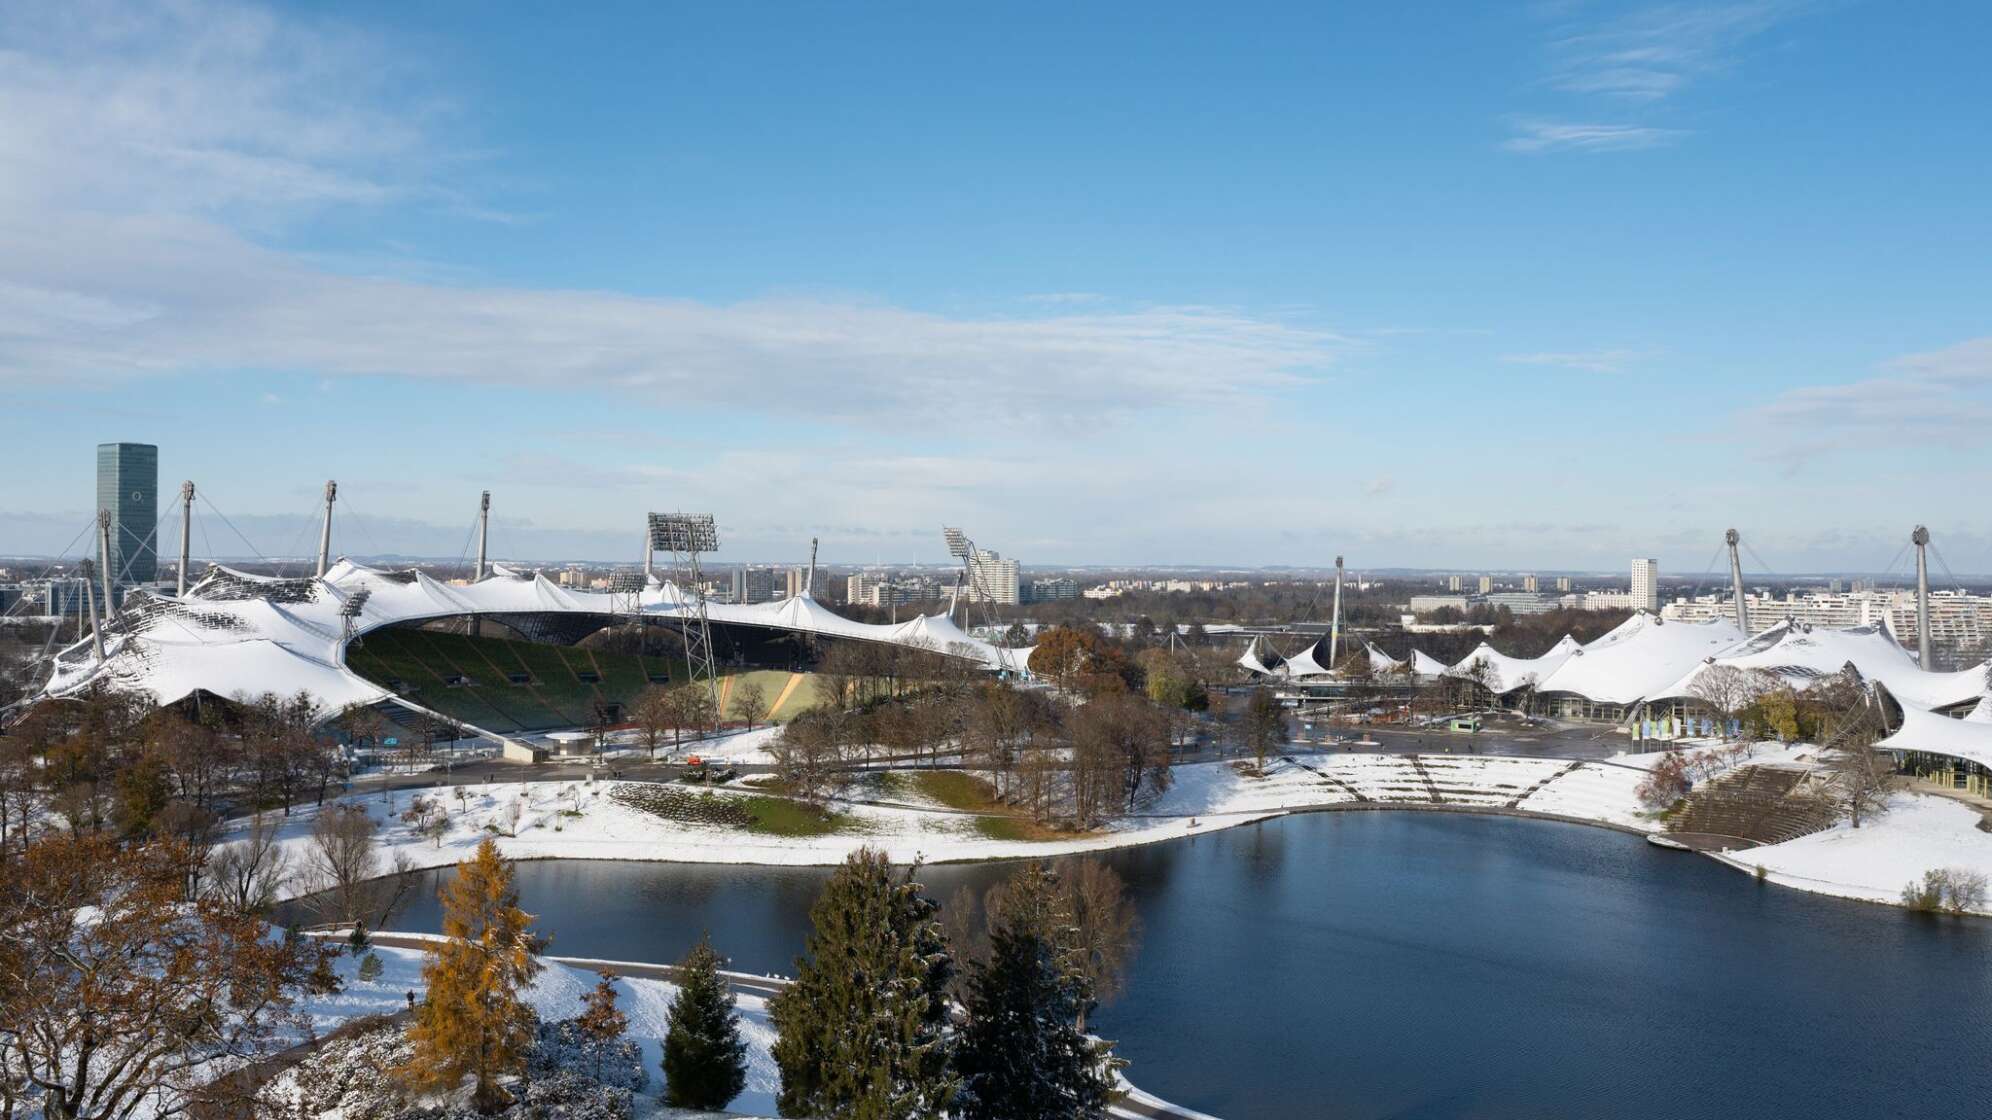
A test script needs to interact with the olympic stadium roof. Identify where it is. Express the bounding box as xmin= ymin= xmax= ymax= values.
xmin=35 ymin=559 xmax=1028 ymax=724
